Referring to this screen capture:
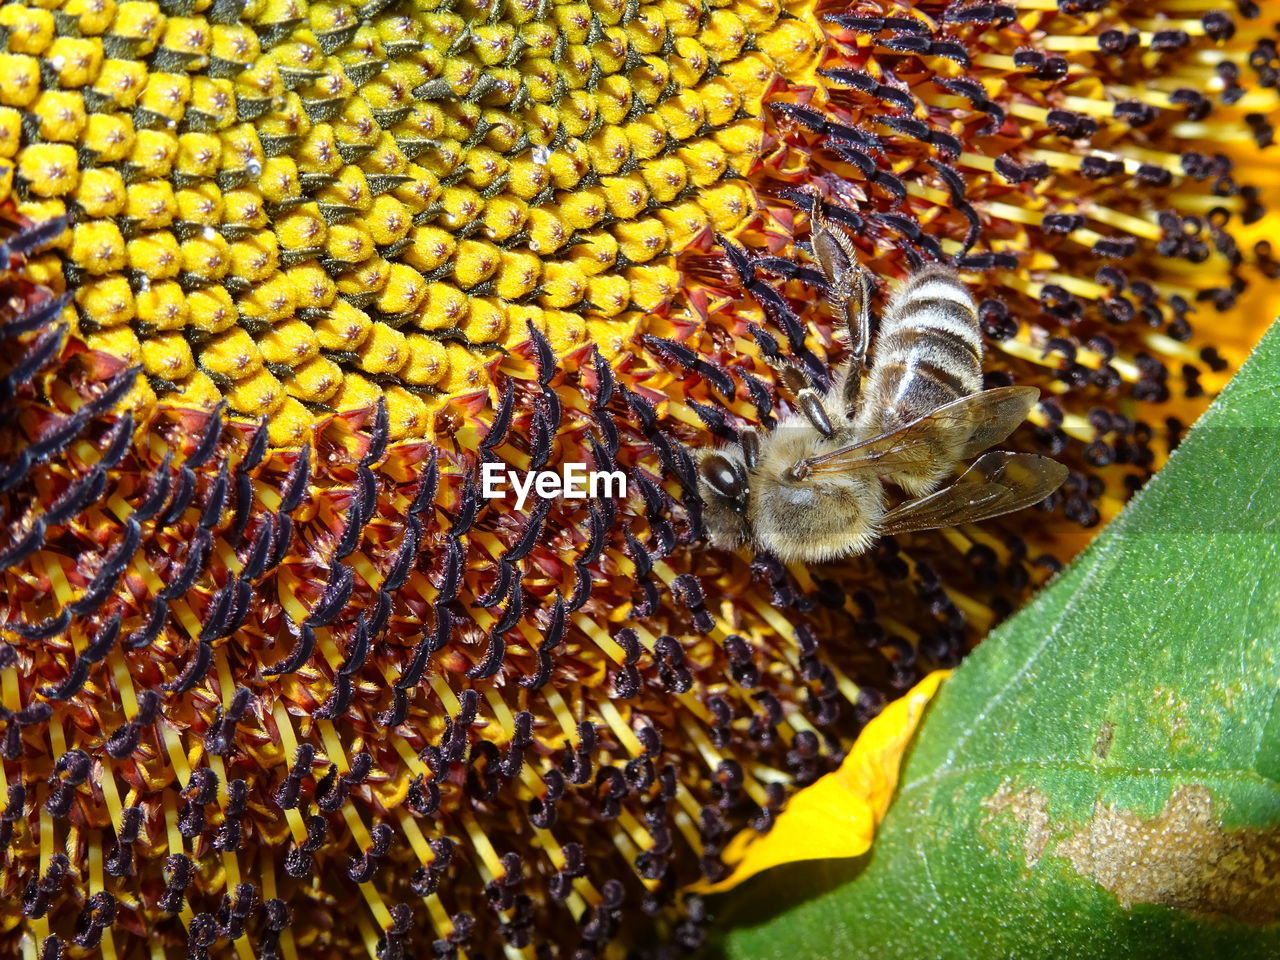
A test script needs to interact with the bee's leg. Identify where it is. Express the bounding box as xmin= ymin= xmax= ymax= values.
xmin=840 ymin=268 xmax=874 ymax=417
xmin=739 ymin=427 xmax=763 ymax=471
xmin=766 ymin=359 xmax=836 ymax=439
